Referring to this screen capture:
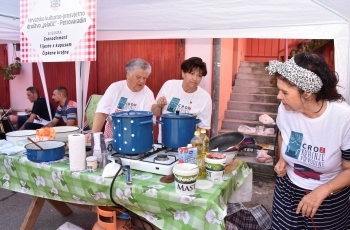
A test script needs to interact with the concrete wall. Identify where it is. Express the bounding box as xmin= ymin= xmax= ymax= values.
xmin=184 ymin=38 xmax=213 ymax=95
xmin=217 ymin=39 xmax=234 ymax=131
xmin=7 ymin=44 xmax=33 ymax=111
